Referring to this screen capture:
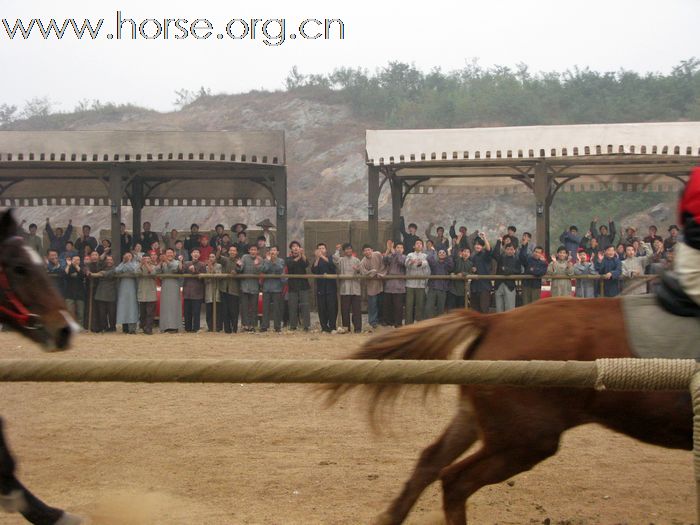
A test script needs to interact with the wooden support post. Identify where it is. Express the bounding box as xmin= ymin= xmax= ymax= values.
xmin=389 ymin=174 xmax=402 ymax=243
xmin=466 ymin=278 xmax=472 ymax=309
xmin=336 ymin=275 xmax=342 ymax=330
xmin=108 ymin=167 xmax=125 ymax=263
xmin=464 ymin=277 xmax=469 ymax=309
xmin=131 ymin=176 xmax=144 ymax=244
xmin=212 ymin=280 xmax=218 ymax=332
xmin=534 ymin=162 xmax=553 ymax=254
xmin=368 ymin=166 xmax=380 ymax=249
xmin=274 ymin=167 xmax=288 ymax=253
xmin=87 ymin=277 xmax=94 ymax=332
